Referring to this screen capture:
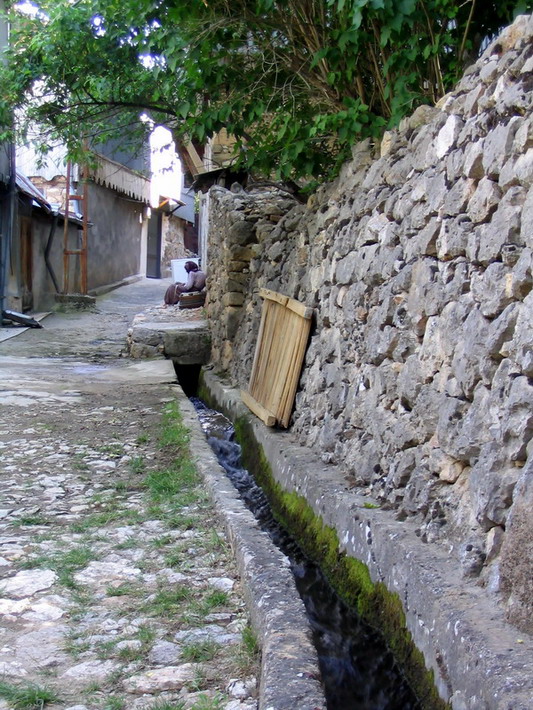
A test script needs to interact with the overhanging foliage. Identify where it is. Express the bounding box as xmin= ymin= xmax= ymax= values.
xmin=1 ymin=0 xmax=531 ymax=186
